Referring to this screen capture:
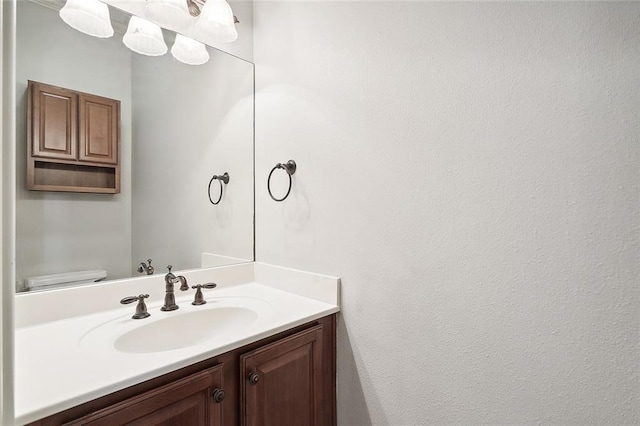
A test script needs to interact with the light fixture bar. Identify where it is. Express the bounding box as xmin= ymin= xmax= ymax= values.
xmin=177 ymin=0 xmax=239 ymax=23
xmin=145 ymin=0 xmax=196 ymax=31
